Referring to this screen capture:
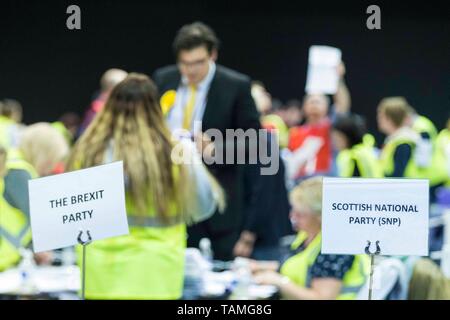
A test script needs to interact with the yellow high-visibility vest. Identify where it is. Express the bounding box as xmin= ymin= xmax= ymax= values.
xmin=362 ymin=133 xmax=376 ymax=149
xmin=51 ymin=121 xmax=73 ymax=145
xmin=77 ymin=165 xmax=186 ymax=300
xmin=0 ymin=116 xmax=20 ymax=149
xmin=411 ymin=116 xmax=446 ymax=186
xmin=435 ymin=129 xmax=450 ymax=187
xmin=337 ymin=143 xmax=383 ymax=178
xmin=0 ymin=149 xmax=37 ymax=271
xmin=280 ymin=232 xmax=370 ymax=300
xmin=412 ymin=115 xmax=437 ymax=141
xmin=380 ymin=135 xmax=419 ymax=178
xmin=261 ymin=114 xmax=289 ymax=149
